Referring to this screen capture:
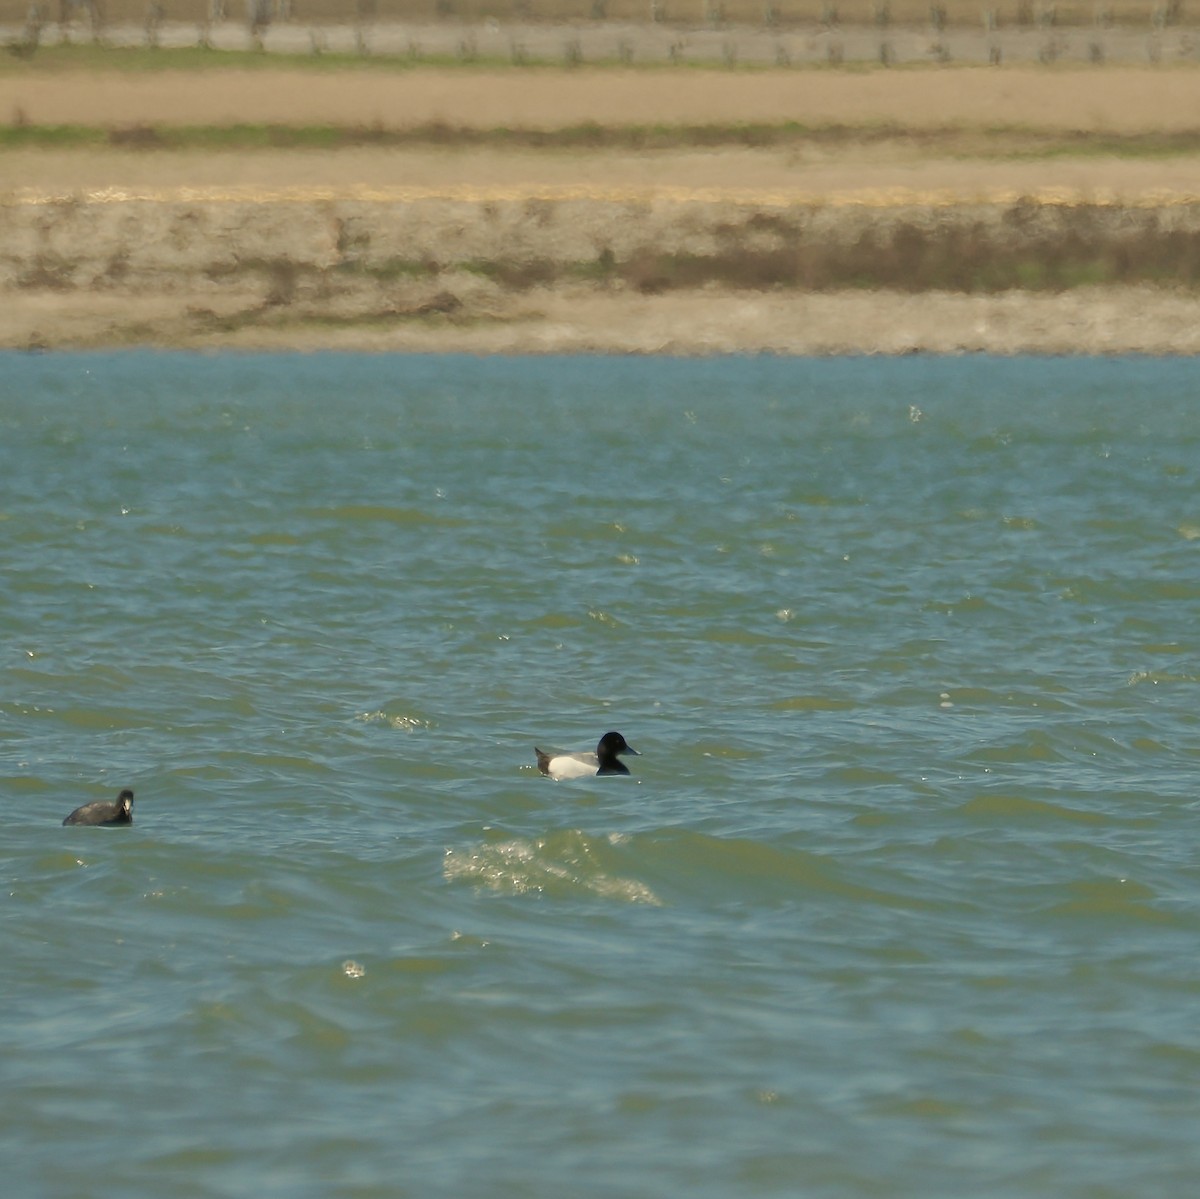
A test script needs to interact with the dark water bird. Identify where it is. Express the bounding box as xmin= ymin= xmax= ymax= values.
xmin=62 ymin=788 xmax=134 ymax=826
xmin=535 ymin=731 xmax=640 ymax=780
